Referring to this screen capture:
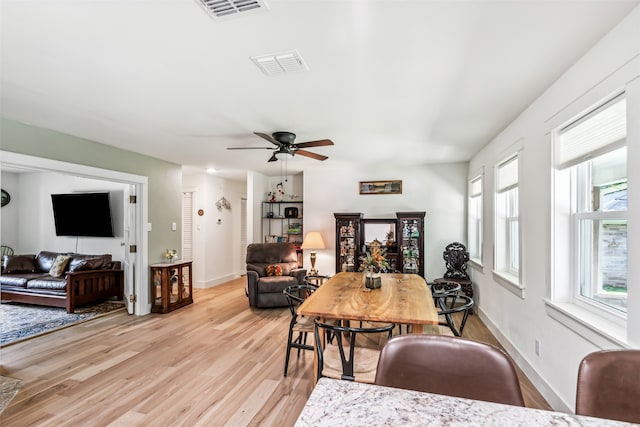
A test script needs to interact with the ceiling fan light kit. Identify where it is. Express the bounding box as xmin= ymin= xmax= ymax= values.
xmin=227 ymin=131 xmax=334 ymax=163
